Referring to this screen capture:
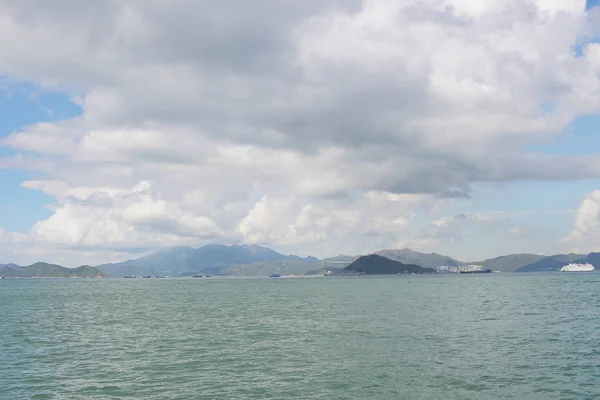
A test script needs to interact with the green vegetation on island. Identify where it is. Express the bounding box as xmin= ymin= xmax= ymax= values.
xmin=0 ymin=263 xmax=106 ymax=278
xmin=374 ymin=249 xmax=460 ymax=269
xmin=341 ymin=254 xmax=436 ymax=275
